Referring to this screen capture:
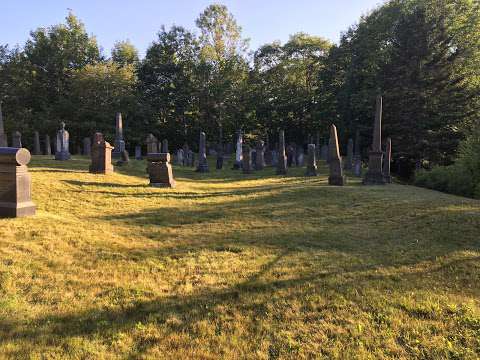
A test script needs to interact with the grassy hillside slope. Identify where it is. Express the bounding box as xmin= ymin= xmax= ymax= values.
xmin=0 ymin=156 xmax=479 ymax=359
